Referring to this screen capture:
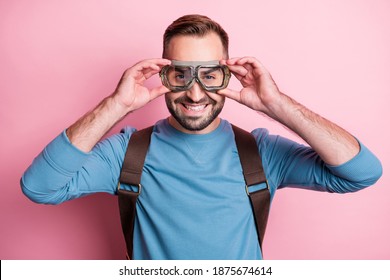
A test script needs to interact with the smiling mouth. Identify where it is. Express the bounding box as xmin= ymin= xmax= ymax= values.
xmin=183 ymin=104 xmax=207 ymax=112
